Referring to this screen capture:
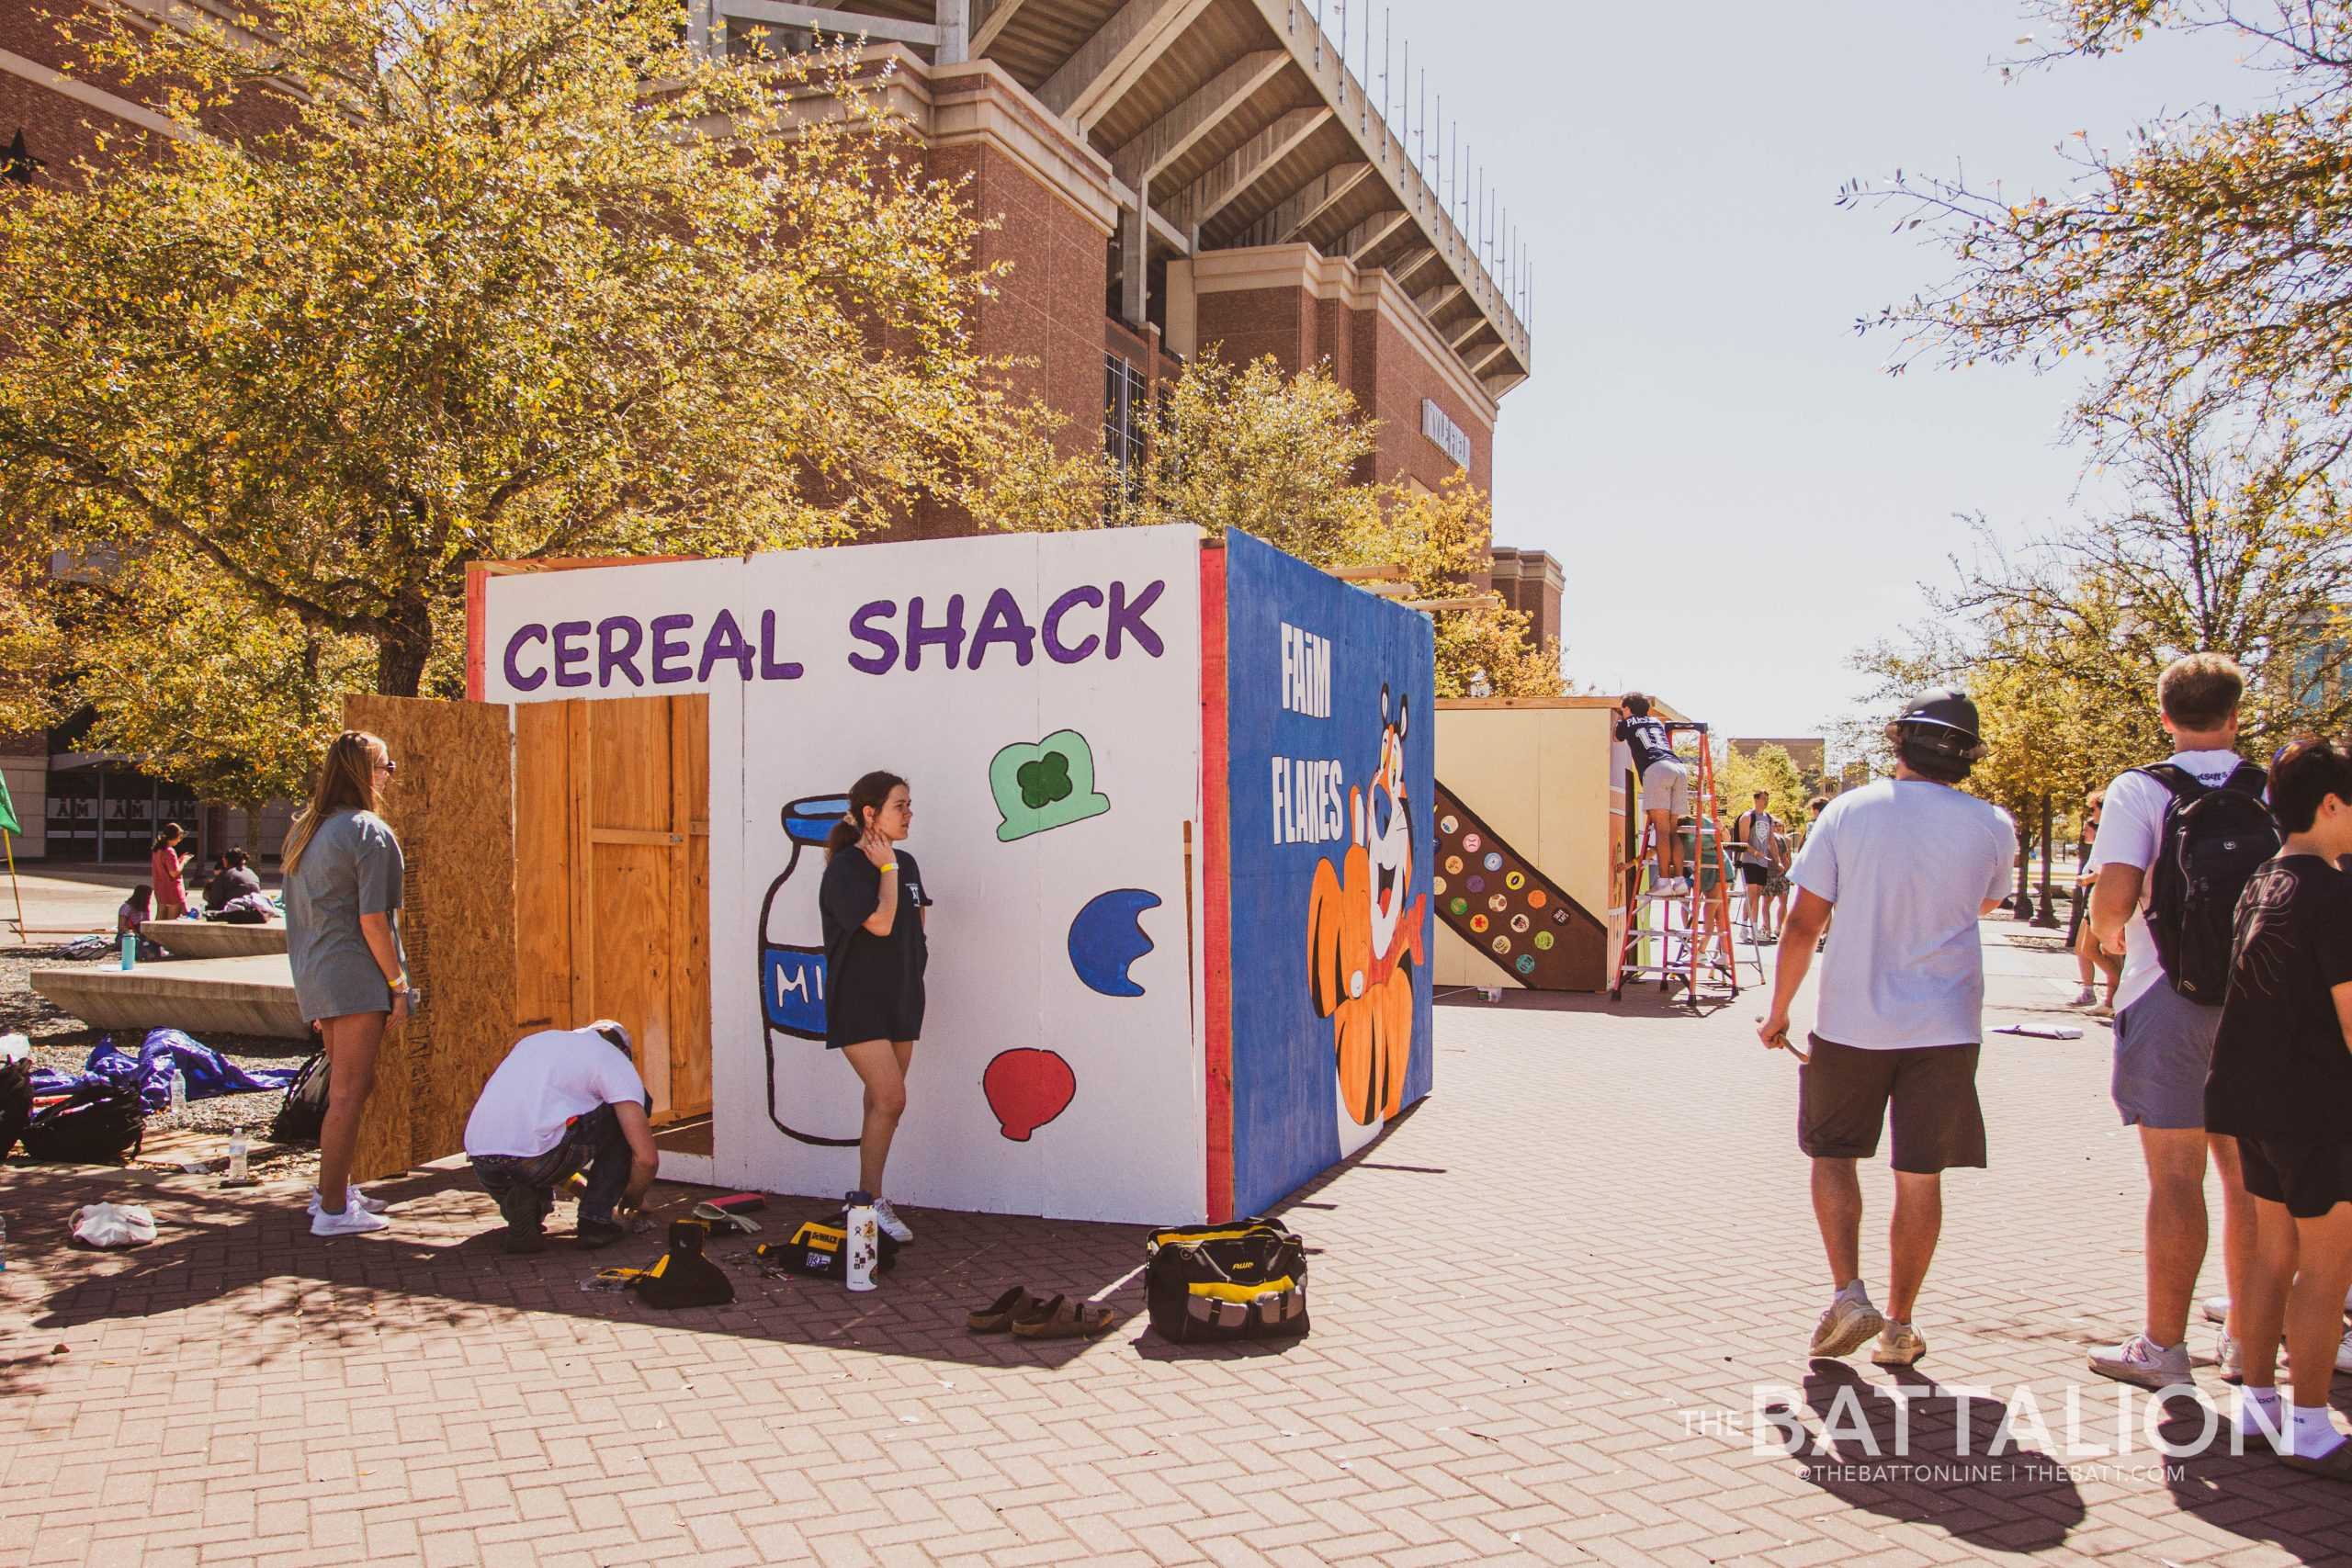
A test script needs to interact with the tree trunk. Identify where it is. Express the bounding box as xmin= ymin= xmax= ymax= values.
xmin=375 ymin=593 xmax=434 ymax=697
